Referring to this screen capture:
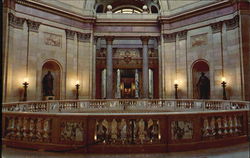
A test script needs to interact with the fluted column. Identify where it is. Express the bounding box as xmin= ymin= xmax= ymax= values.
xmin=106 ymin=37 xmax=114 ymax=99
xmin=141 ymin=37 xmax=149 ymax=98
